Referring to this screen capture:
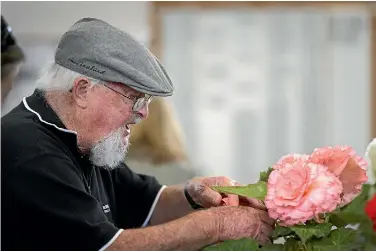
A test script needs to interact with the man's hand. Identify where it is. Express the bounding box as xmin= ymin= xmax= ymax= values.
xmin=150 ymin=176 xmax=266 ymax=226
xmin=111 ymin=177 xmax=275 ymax=250
xmin=108 ymin=204 xmax=275 ymax=251
xmin=210 ymin=205 xmax=275 ymax=245
xmin=185 ymin=176 xmax=265 ymax=210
